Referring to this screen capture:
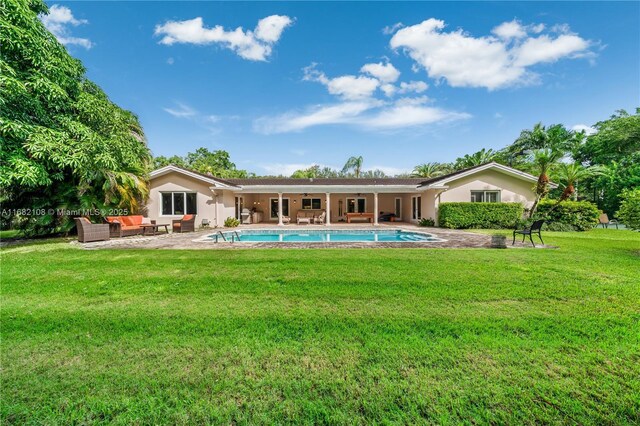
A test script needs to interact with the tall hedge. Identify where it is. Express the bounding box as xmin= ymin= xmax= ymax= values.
xmin=438 ymin=202 xmax=524 ymax=229
xmin=534 ymin=200 xmax=599 ymax=231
